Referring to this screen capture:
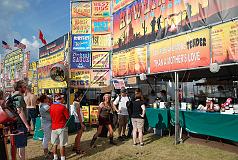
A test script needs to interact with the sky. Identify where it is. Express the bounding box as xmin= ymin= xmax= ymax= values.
xmin=0 ymin=0 xmax=70 ymax=62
